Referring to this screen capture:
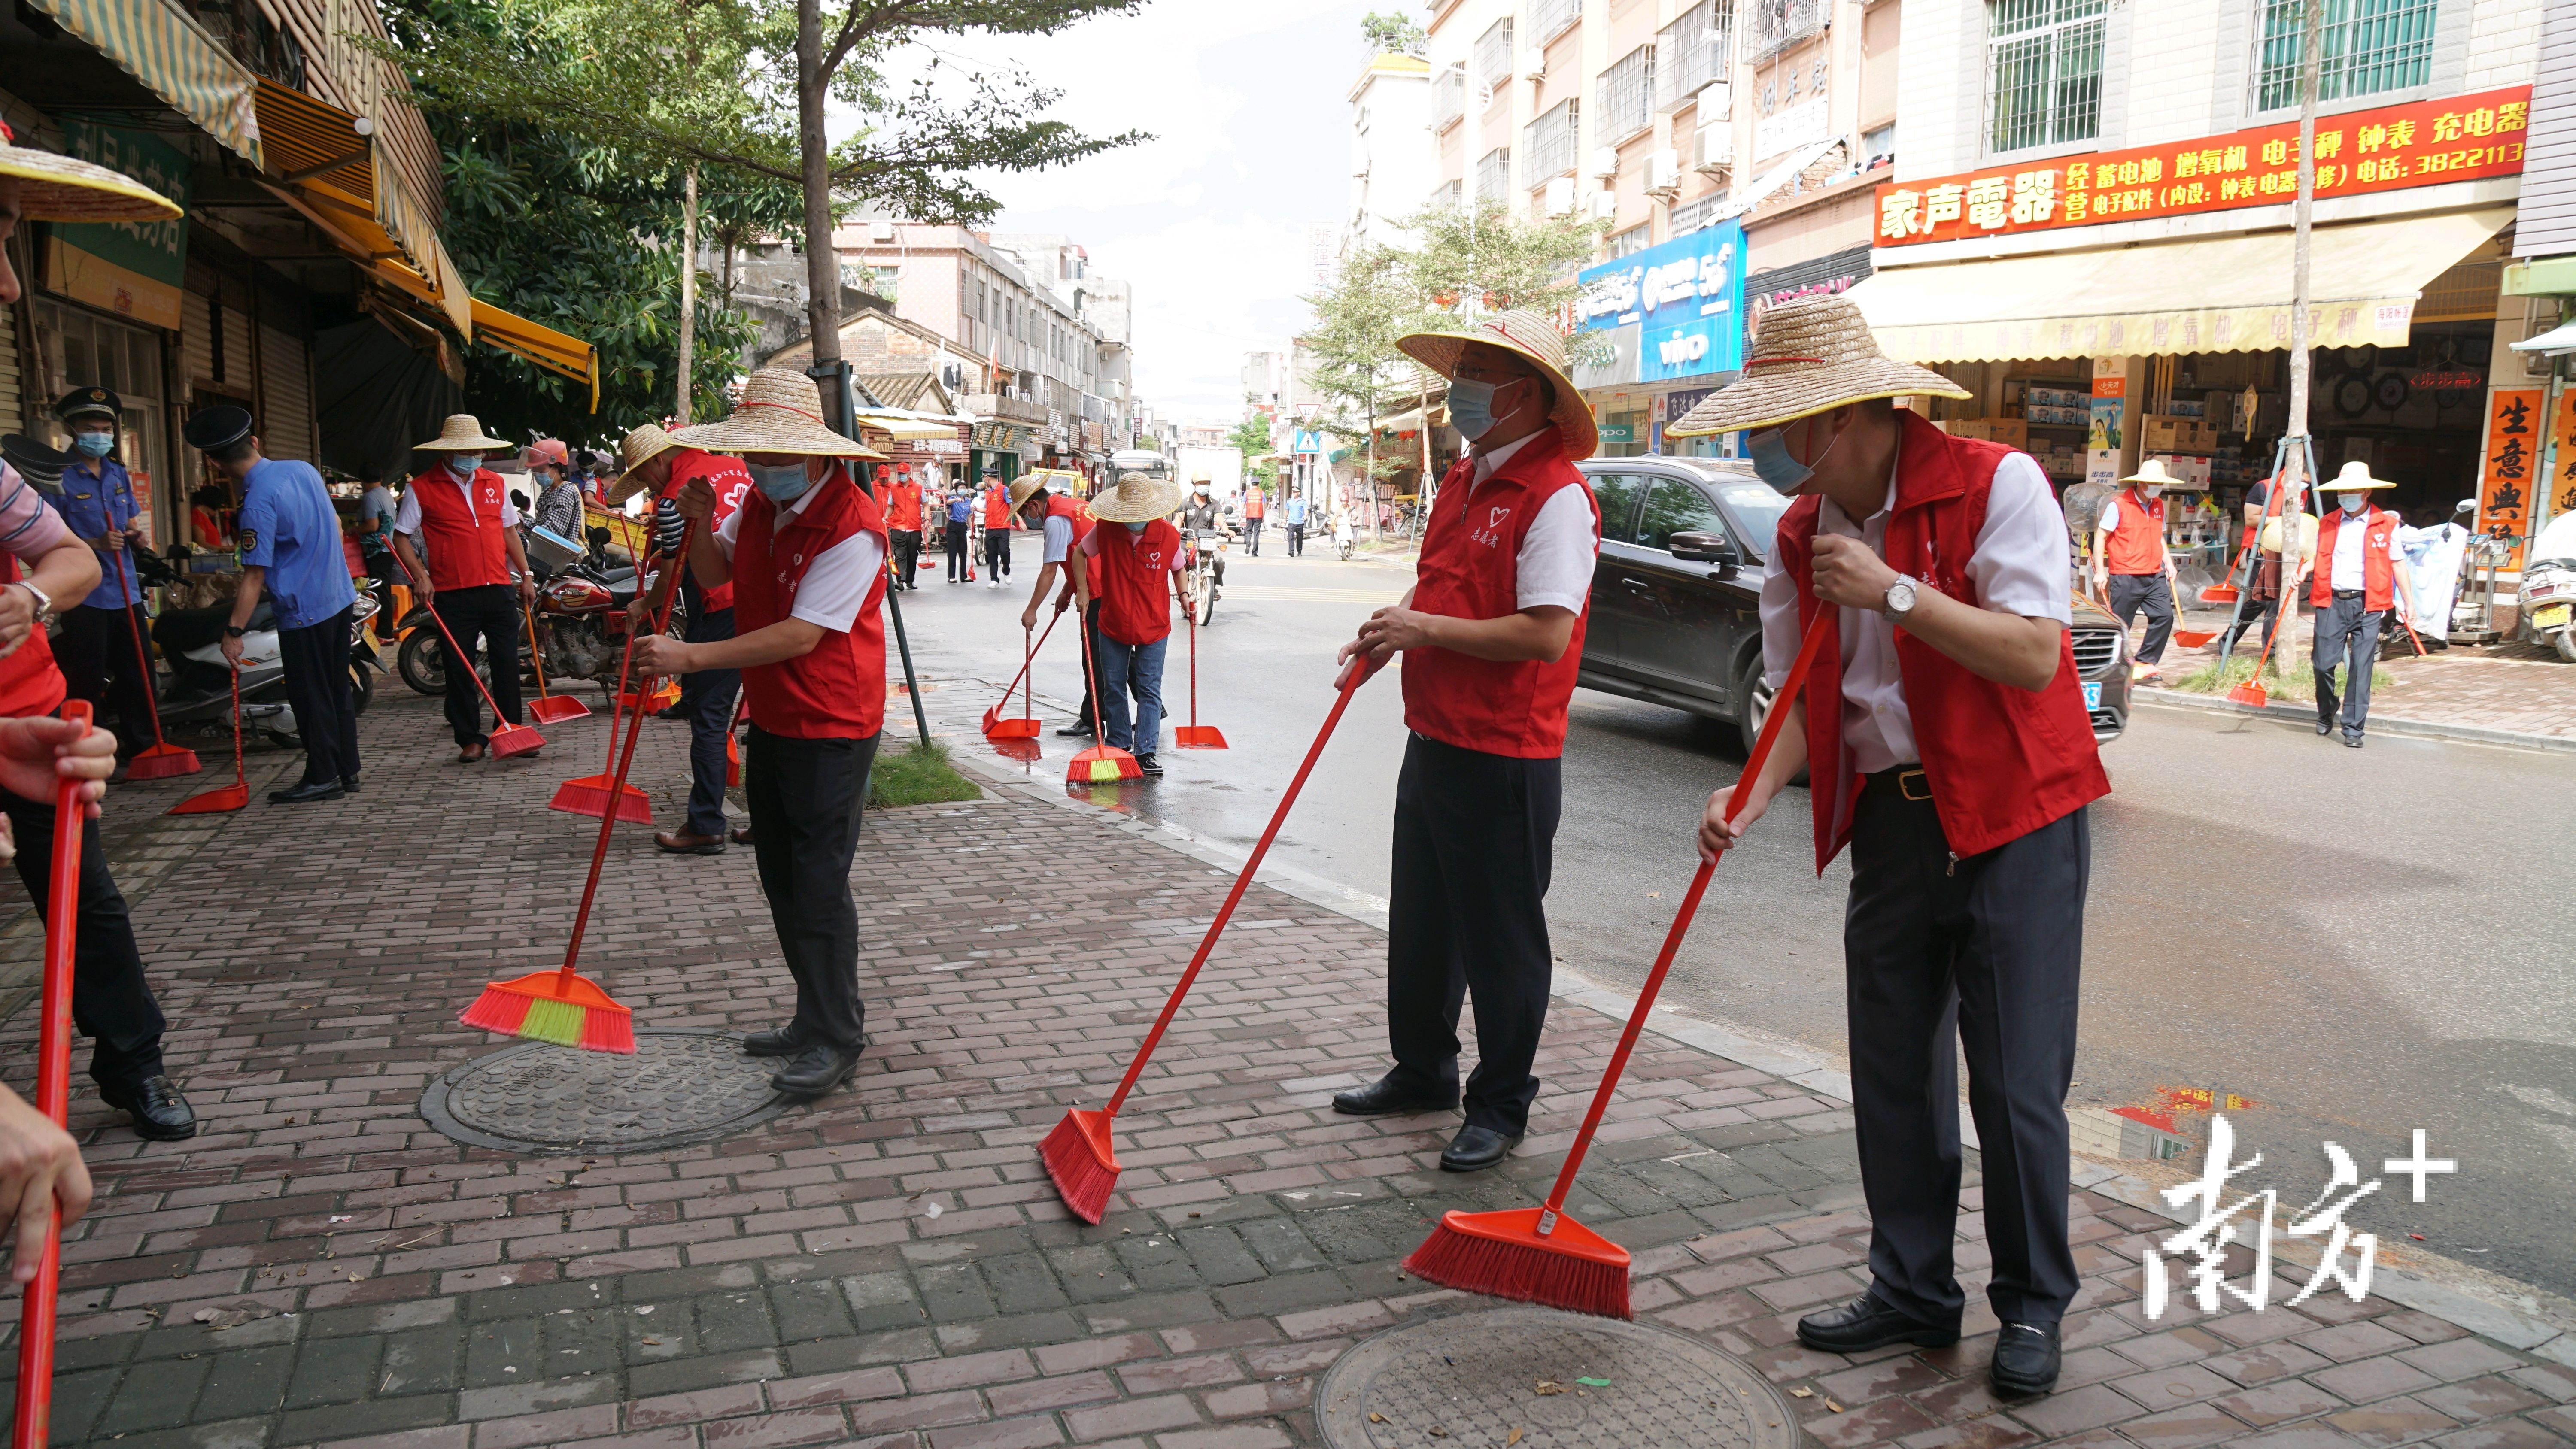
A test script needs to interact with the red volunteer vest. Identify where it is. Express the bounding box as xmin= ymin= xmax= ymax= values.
xmin=2102 ymin=488 xmax=2166 ymax=575
xmin=983 ymin=485 xmax=1013 ymax=529
xmin=884 ymin=480 xmax=923 ymax=532
xmin=1094 ymin=520 xmax=1181 ymax=646
xmin=660 ymin=449 xmax=752 ymax=612
xmin=1772 ymin=414 xmax=2109 ymax=871
xmin=0 ymin=556 xmax=67 ymax=720
xmin=733 ymin=470 xmax=889 ymax=740
xmin=1045 ymin=493 xmax=1104 ymax=596
xmin=1243 ymin=491 xmax=1264 ymax=519
xmin=407 ymin=466 xmax=515 ymax=591
xmin=1401 ymin=426 xmax=1598 ymax=759
xmin=2310 ymin=504 xmax=2398 ymax=611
